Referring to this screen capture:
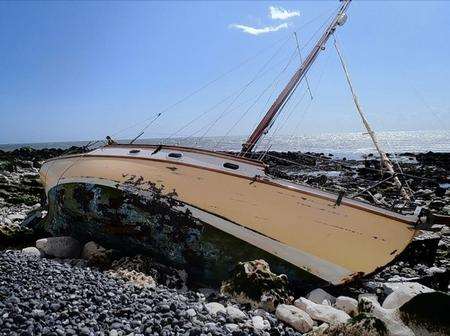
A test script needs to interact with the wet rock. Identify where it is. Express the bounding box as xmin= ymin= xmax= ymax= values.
xmin=275 ymin=304 xmax=314 ymax=333
xmin=294 ymin=297 xmax=350 ymax=324
xmin=221 ymin=259 xmax=291 ymax=312
xmin=36 ymin=236 xmax=81 ymax=258
xmin=382 ymin=282 xmax=434 ymax=309
xmin=306 ymin=288 xmax=336 ymax=305
xmin=334 ymin=296 xmax=358 ymax=316
xmin=21 ymin=246 xmax=42 ymax=257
